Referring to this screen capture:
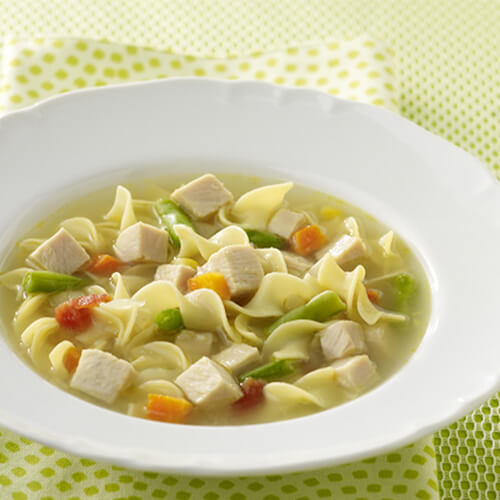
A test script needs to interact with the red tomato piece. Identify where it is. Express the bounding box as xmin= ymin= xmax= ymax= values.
xmin=55 ymin=294 xmax=111 ymax=331
xmin=55 ymin=303 xmax=92 ymax=330
xmin=232 ymin=378 xmax=266 ymax=411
